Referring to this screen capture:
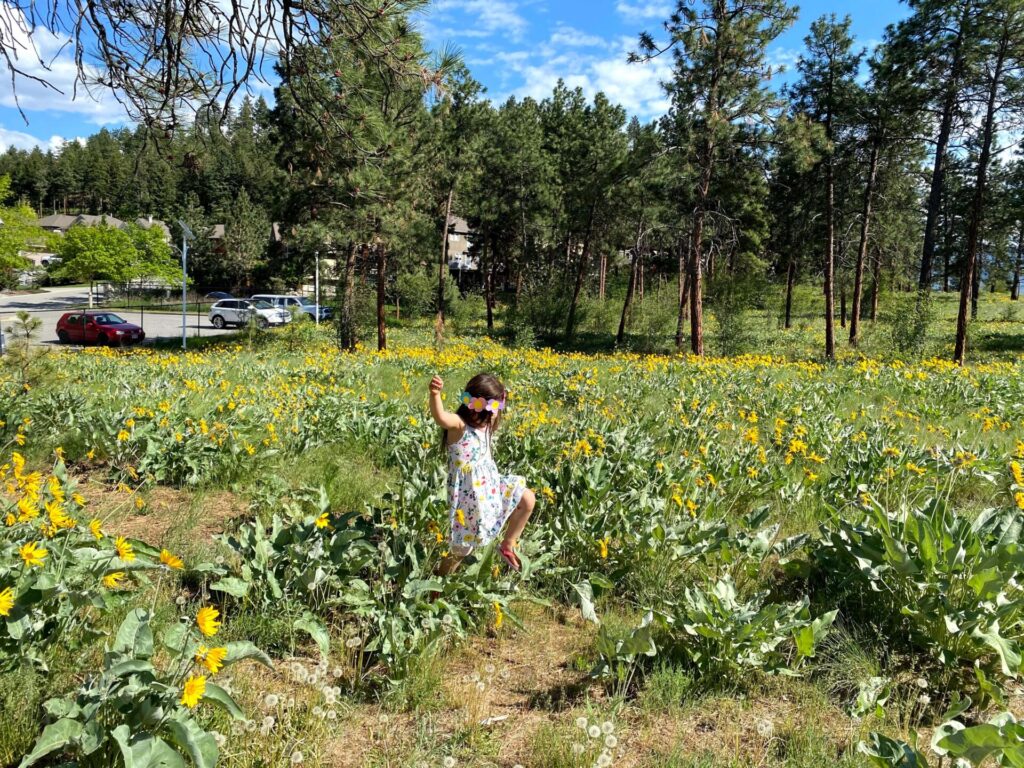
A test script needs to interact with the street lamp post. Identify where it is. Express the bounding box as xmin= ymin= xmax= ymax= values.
xmin=177 ymin=220 xmax=195 ymax=351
